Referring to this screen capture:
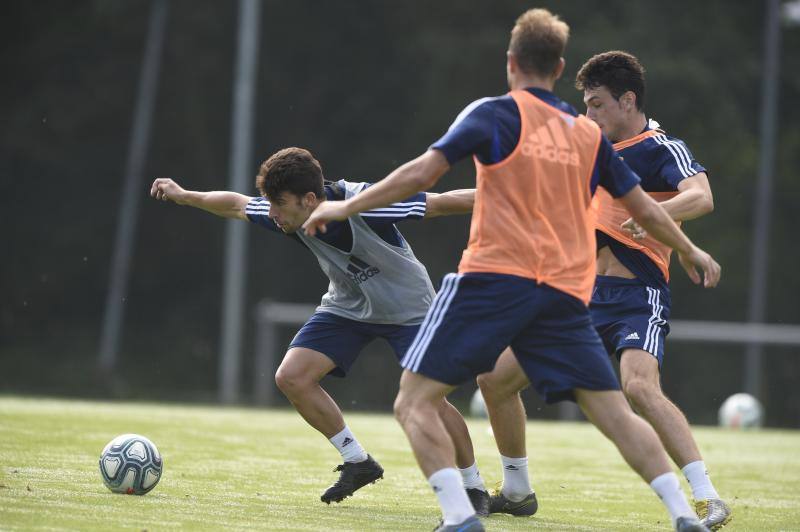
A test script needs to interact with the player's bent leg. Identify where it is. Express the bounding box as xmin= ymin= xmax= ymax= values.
xmin=394 ymin=370 xmax=458 ymax=476
xmin=476 ymin=348 xmax=538 ymax=516
xmin=395 ymin=370 xmax=478 ymax=527
xmin=477 ymin=347 xmax=531 ymax=457
xmin=620 ymin=349 xmax=702 ymax=466
xmin=620 ymin=350 xmax=730 ymax=530
xmin=438 ymin=399 xmax=476 ymax=470
xmin=576 ymin=389 xmax=706 ymax=530
xmin=576 ymin=388 xmax=671 ymax=482
xmin=275 ymin=347 xmax=383 ymax=504
xmin=275 ymin=347 xmax=344 ymax=437
xmin=438 ymin=399 xmax=489 ymax=516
